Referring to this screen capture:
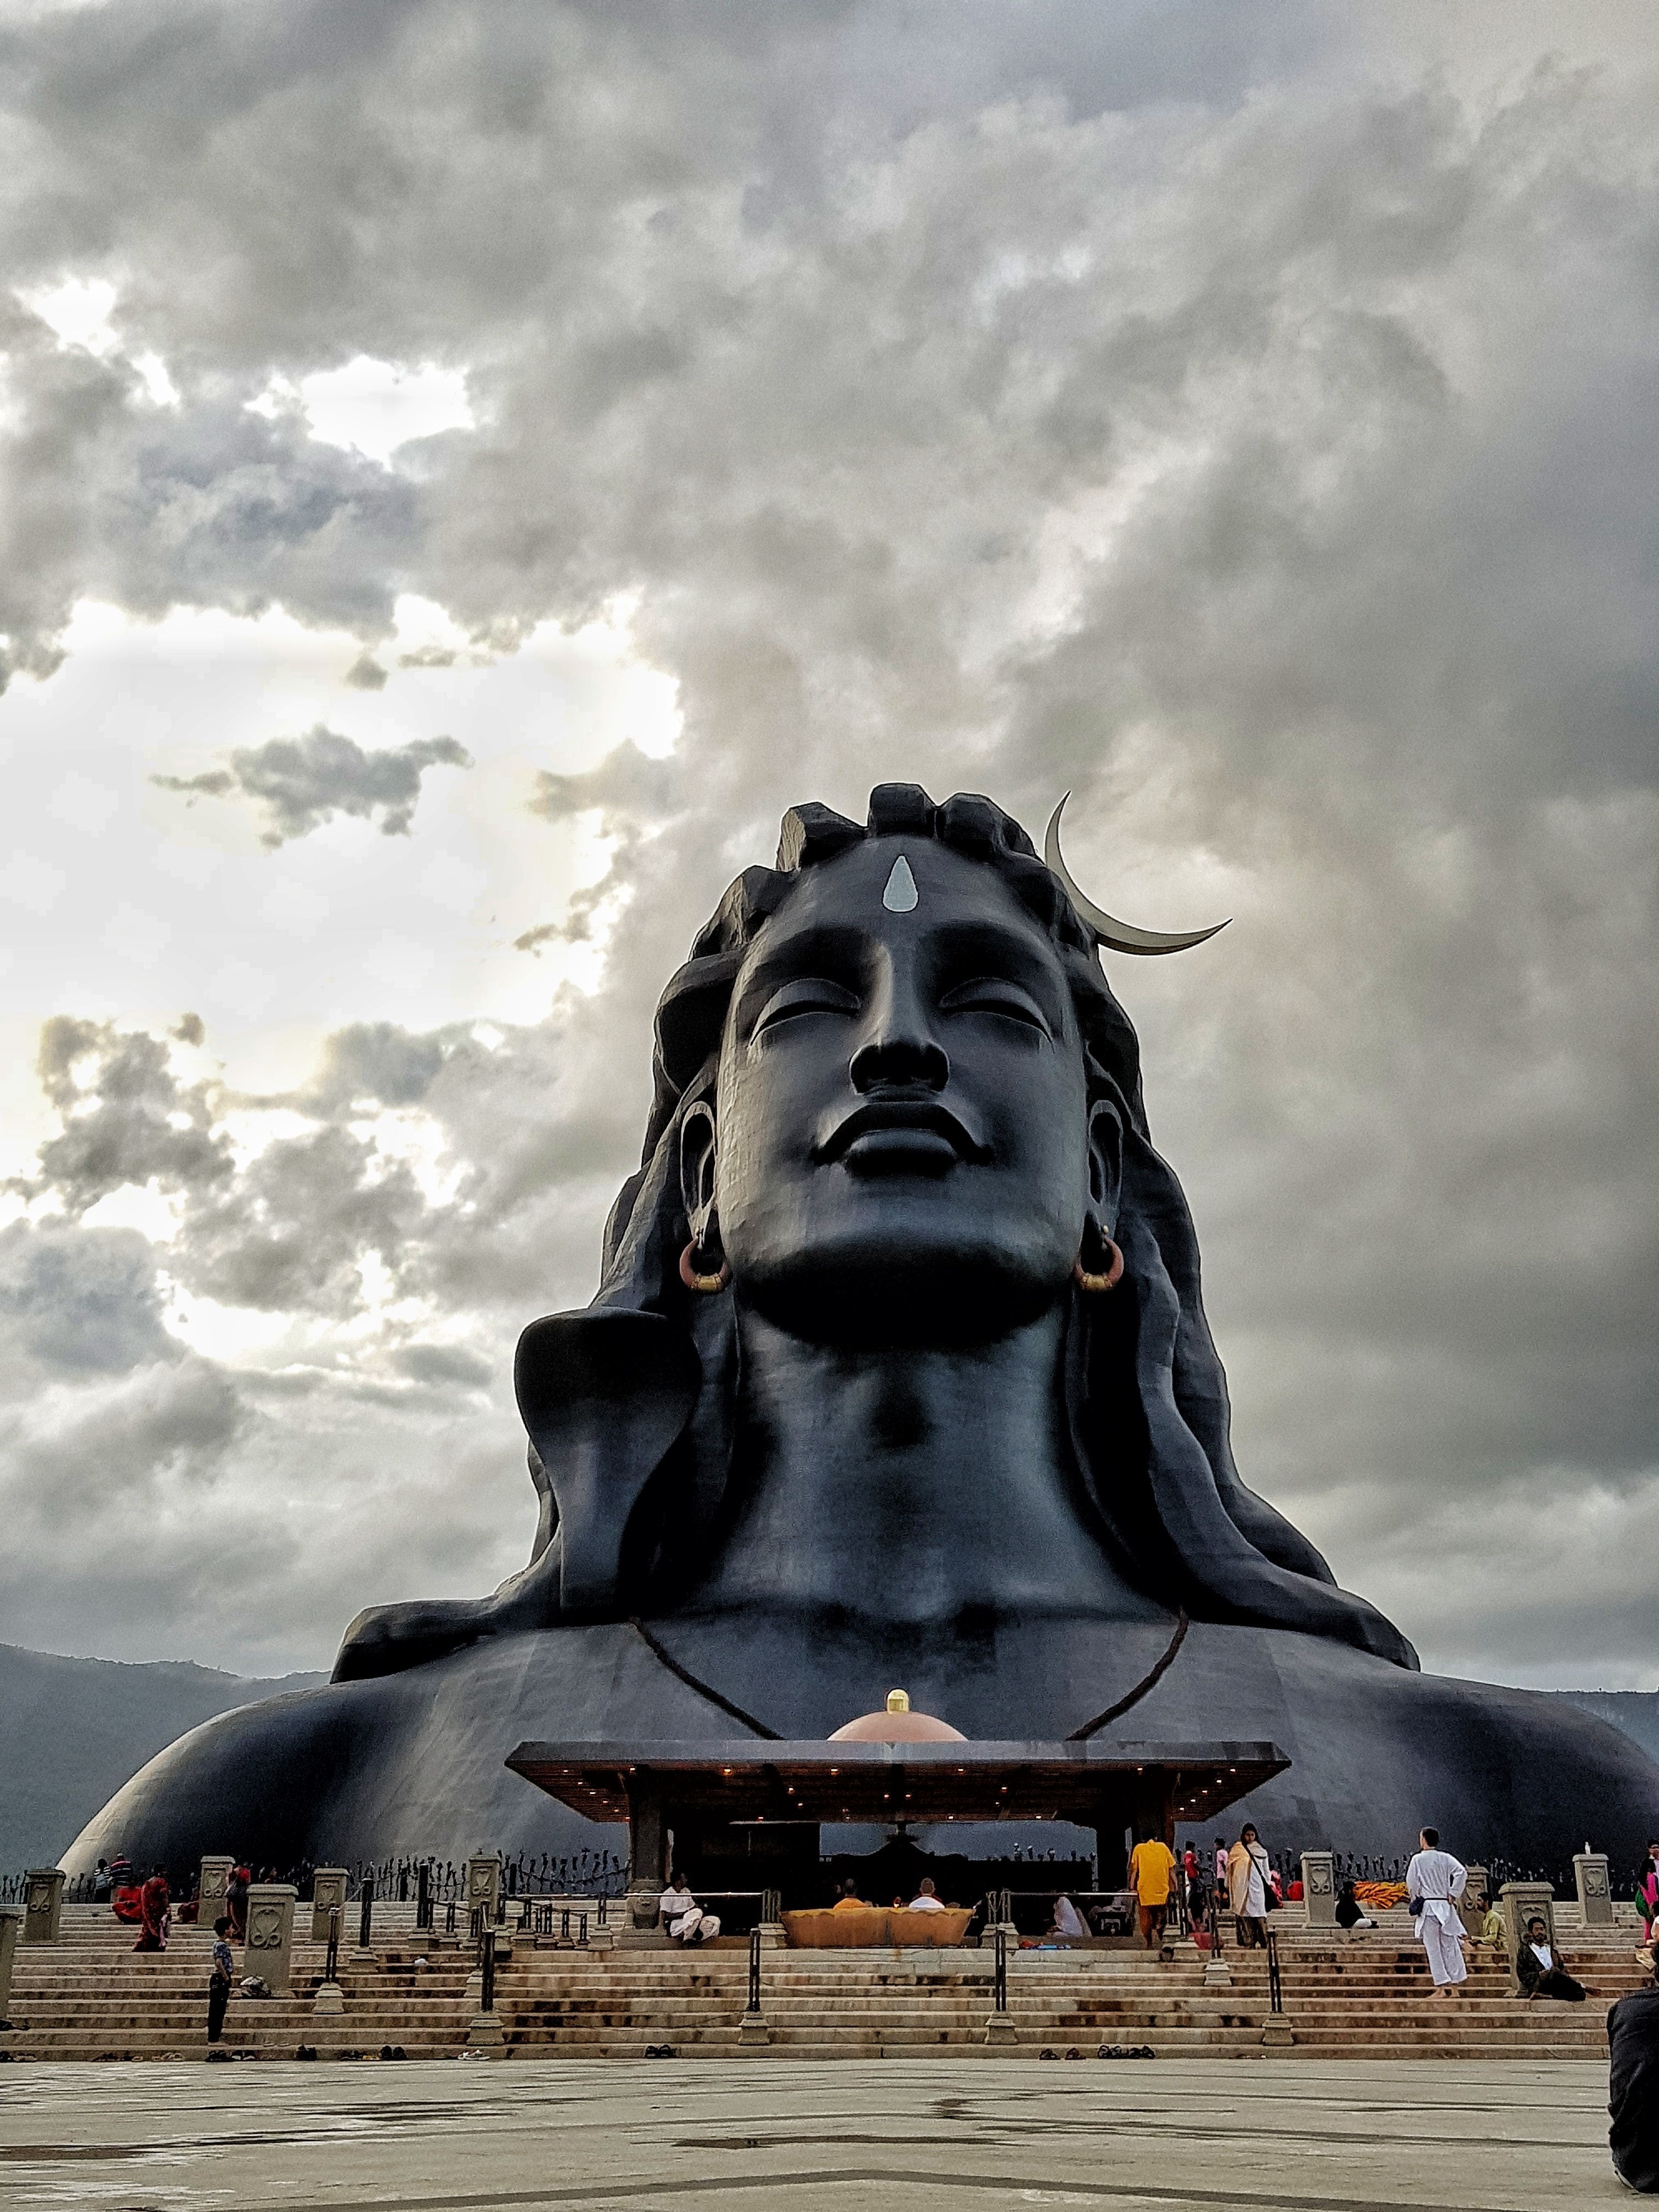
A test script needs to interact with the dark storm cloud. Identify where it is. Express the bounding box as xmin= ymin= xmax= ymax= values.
xmin=1 ymin=2 xmax=1656 ymax=1677
xmin=151 ymin=727 xmax=472 ymax=844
